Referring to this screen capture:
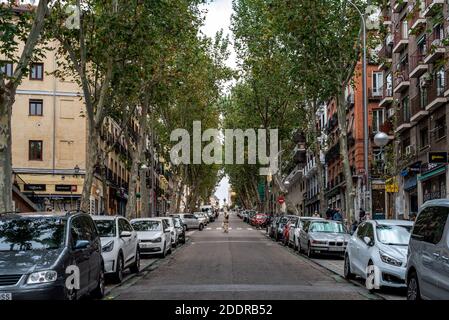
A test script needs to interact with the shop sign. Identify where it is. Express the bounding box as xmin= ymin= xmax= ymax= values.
xmin=428 ymin=152 xmax=448 ymax=164
xmin=55 ymin=185 xmax=77 ymax=192
xmin=385 ymin=178 xmax=398 ymax=193
xmin=24 ymin=184 xmax=46 ymax=191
